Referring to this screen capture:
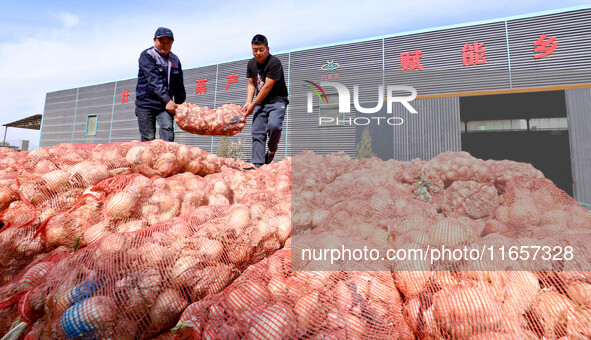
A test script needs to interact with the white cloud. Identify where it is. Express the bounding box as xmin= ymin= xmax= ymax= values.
xmin=57 ymin=12 xmax=81 ymax=29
